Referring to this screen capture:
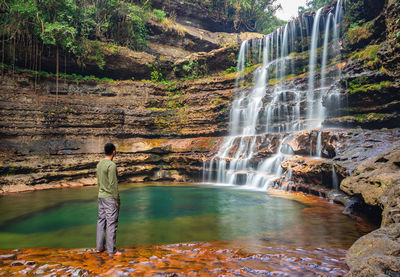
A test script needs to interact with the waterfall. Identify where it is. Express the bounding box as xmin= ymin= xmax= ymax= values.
xmin=204 ymin=3 xmax=343 ymax=190
xmin=327 ymin=0 xmax=345 ymax=117
xmin=306 ymin=8 xmax=323 ymax=129
xmin=332 ymin=164 xmax=339 ymax=190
